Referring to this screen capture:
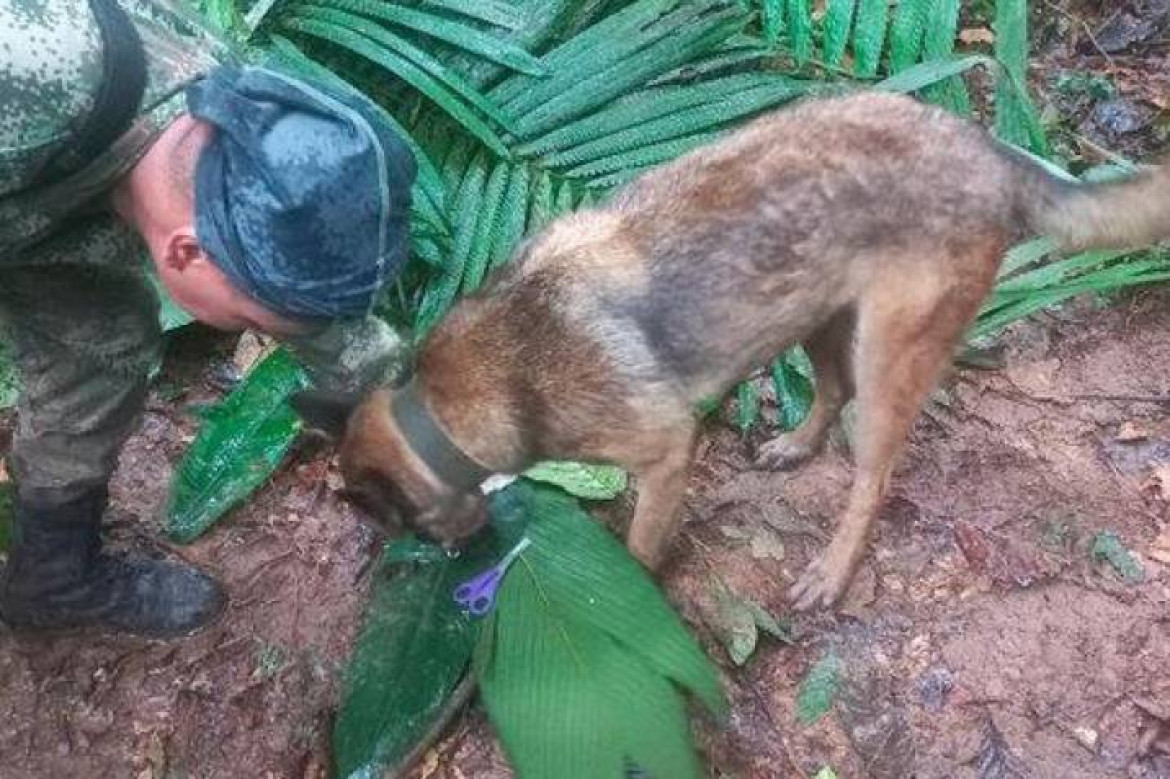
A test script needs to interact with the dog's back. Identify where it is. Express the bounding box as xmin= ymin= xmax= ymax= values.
xmin=490 ymin=93 xmax=1021 ymax=405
